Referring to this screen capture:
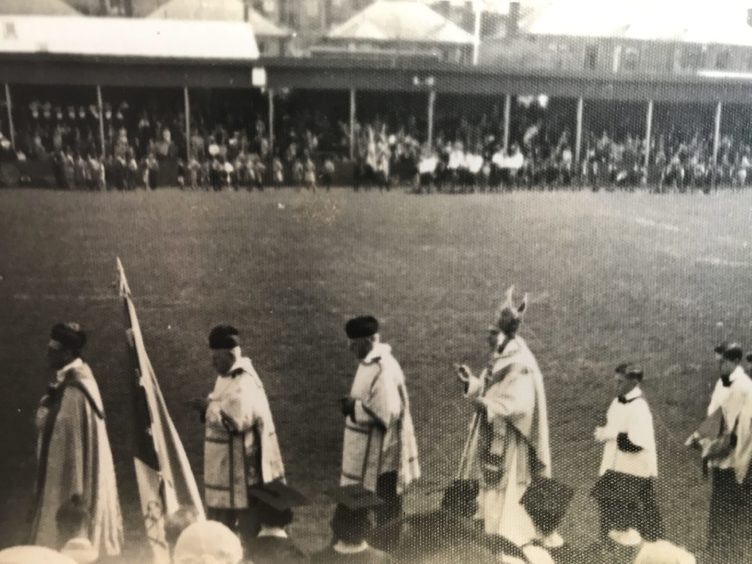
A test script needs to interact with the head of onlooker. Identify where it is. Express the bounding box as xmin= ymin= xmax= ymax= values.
xmin=0 ymin=546 xmax=76 ymax=564
xmin=164 ymin=506 xmax=200 ymax=561
xmin=245 ymin=482 xmax=309 ymax=563
xmin=56 ymin=494 xmax=97 ymax=564
xmin=173 ymin=520 xmax=242 ymax=564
